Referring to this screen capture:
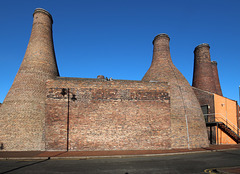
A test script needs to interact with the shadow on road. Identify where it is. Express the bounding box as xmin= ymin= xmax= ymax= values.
xmin=1 ymin=159 xmax=49 ymax=174
xmin=1 ymin=151 xmax=68 ymax=174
